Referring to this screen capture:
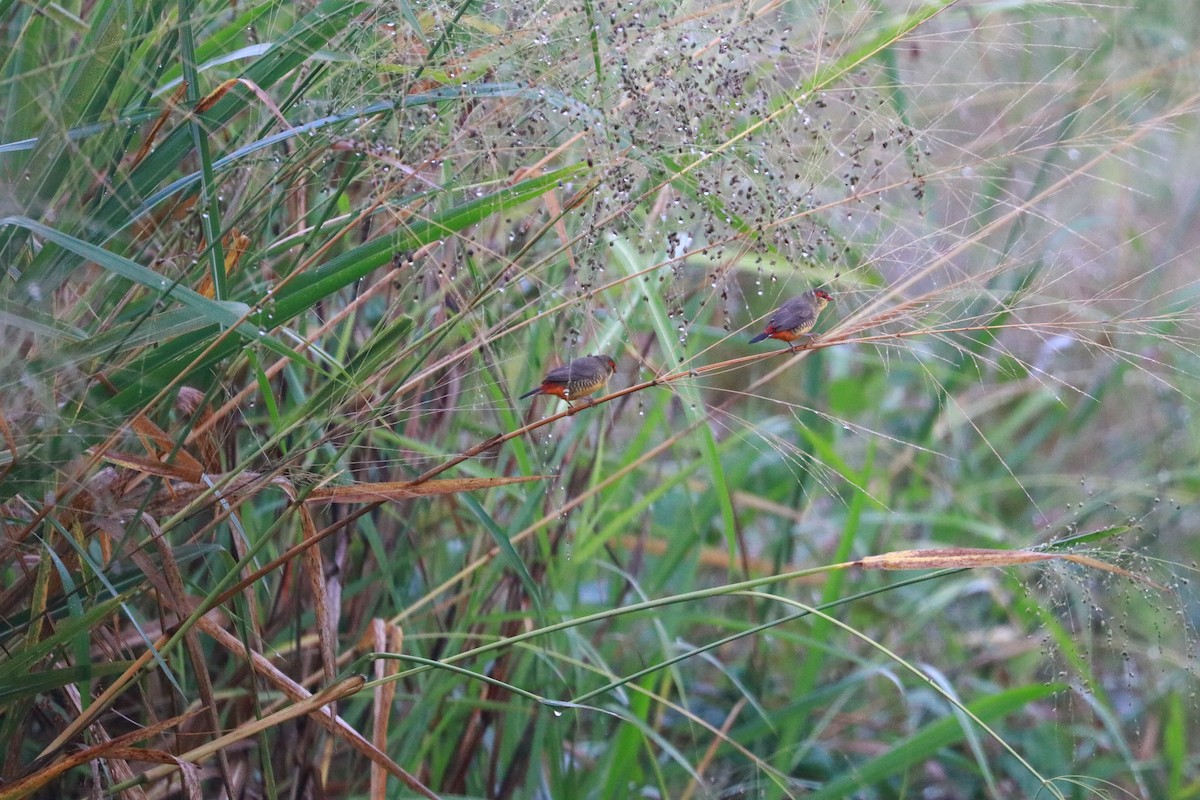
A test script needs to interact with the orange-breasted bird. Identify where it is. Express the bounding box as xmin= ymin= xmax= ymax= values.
xmin=749 ymin=289 xmax=833 ymax=351
xmin=519 ymin=354 xmax=618 ymax=408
